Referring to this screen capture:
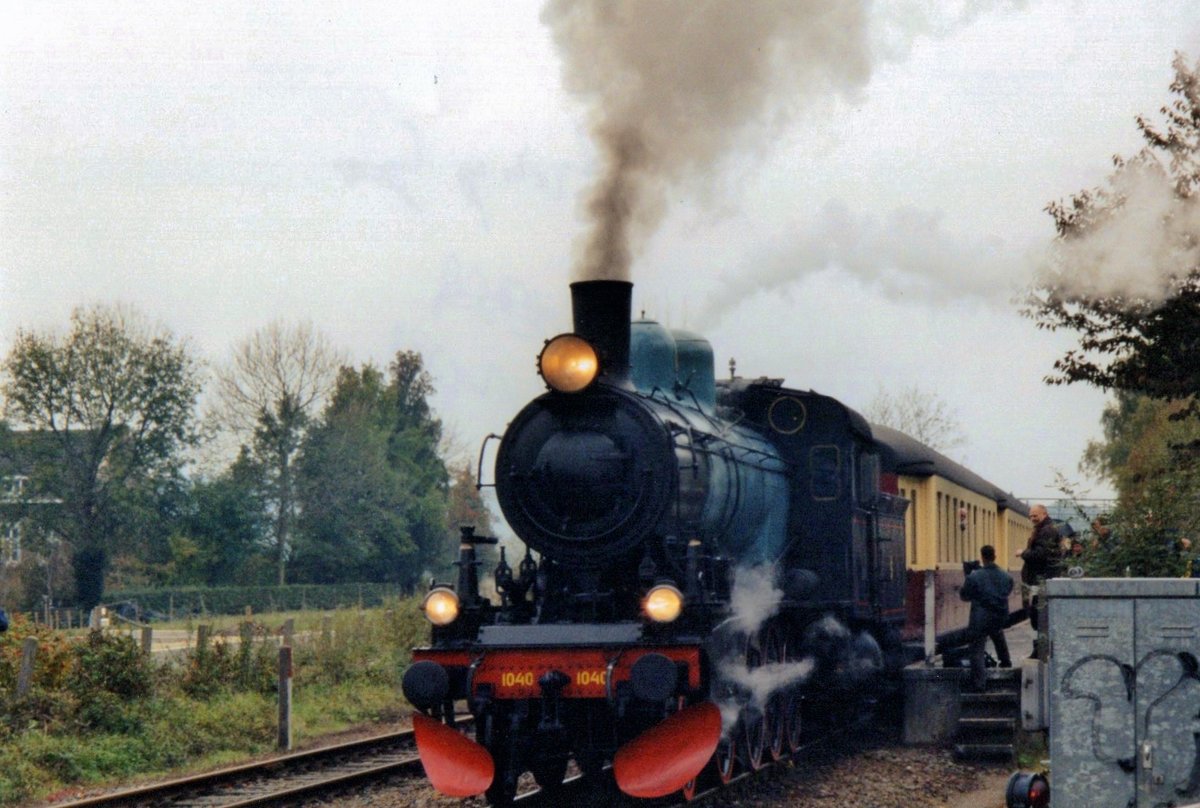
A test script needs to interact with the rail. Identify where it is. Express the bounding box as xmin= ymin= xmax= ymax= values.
xmin=49 ymin=725 xmax=444 ymax=808
xmin=49 ymin=701 xmax=875 ymax=807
